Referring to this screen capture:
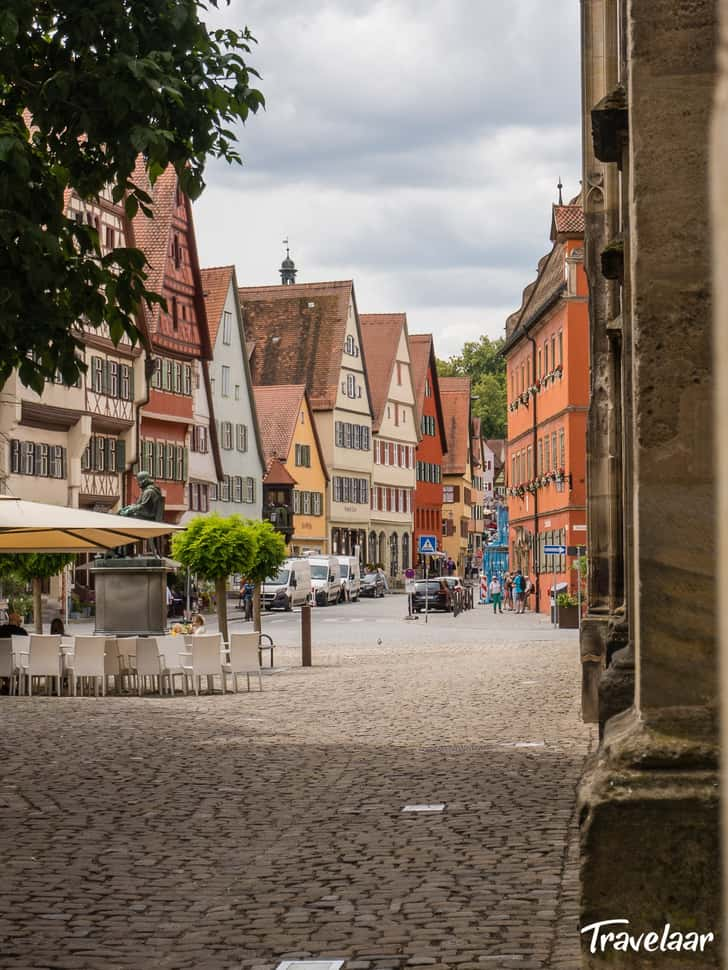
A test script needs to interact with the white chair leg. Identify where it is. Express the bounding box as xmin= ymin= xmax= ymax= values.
xmin=258 ymin=669 xmax=263 ymax=691
xmin=246 ymin=672 xmax=250 ymax=692
xmin=56 ymin=674 xmax=61 ymax=697
xmin=233 ymin=673 xmax=239 ymax=694
xmin=193 ymin=675 xmax=199 ymax=697
xmin=101 ymin=675 xmax=106 ymax=697
xmin=27 ymin=675 xmax=32 ymax=697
